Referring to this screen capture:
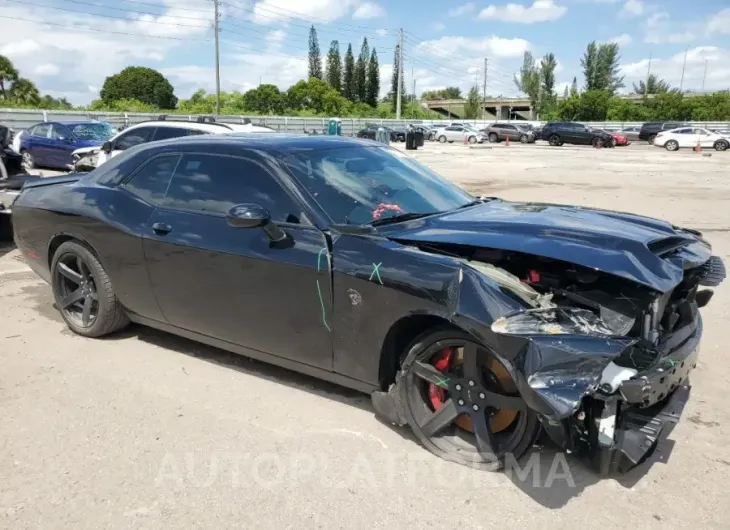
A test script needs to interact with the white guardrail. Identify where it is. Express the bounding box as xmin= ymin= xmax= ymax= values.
xmin=2 ymin=108 xmax=730 ymax=135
